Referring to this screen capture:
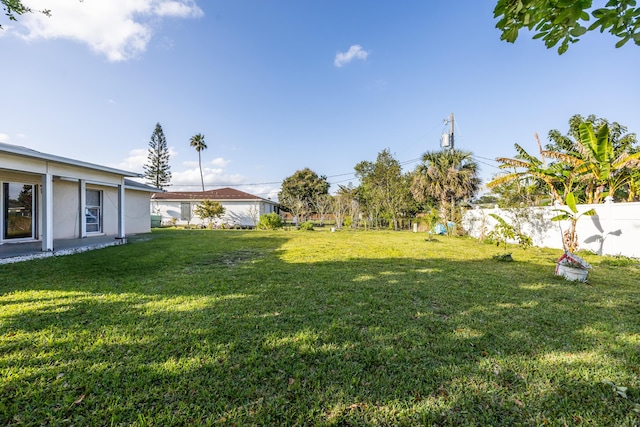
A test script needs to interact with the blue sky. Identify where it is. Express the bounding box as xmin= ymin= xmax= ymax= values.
xmin=1 ymin=1 xmax=638 ymax=200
